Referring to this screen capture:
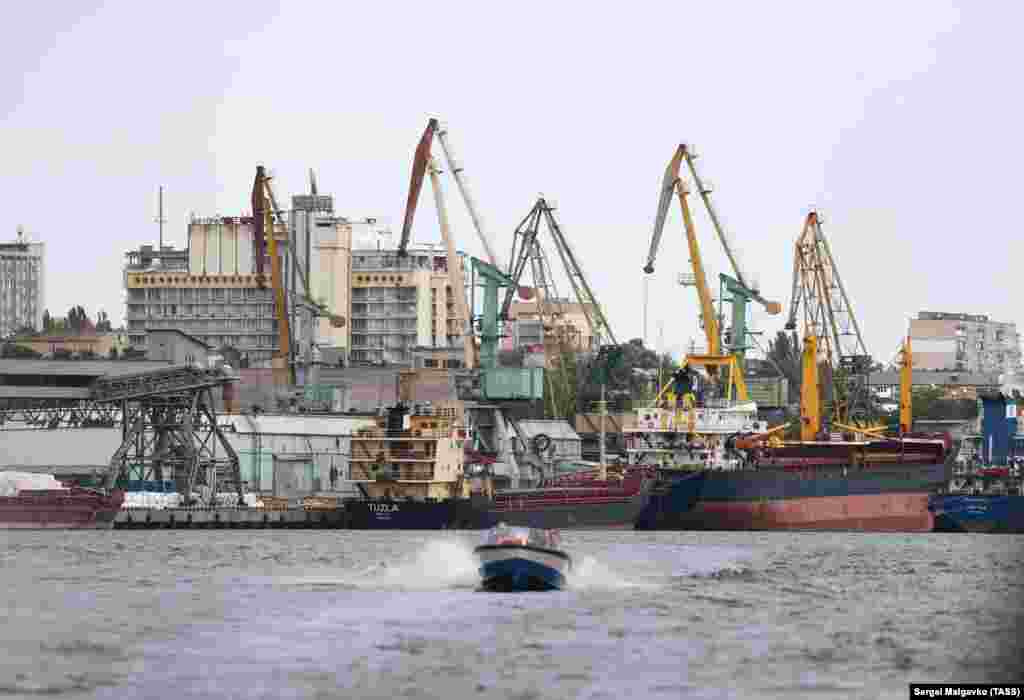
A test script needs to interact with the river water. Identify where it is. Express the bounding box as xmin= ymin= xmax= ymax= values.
xmin=1 ymin=530 xmax=1021 ymax=699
